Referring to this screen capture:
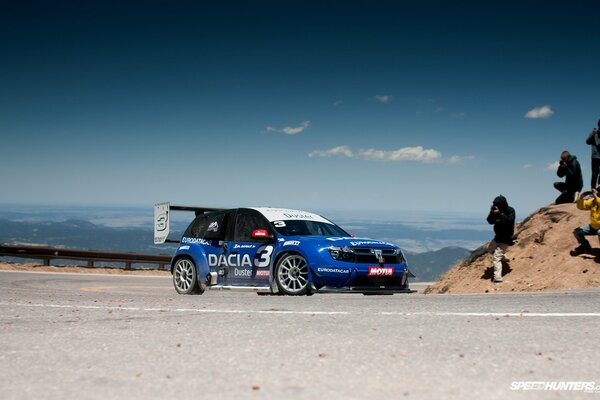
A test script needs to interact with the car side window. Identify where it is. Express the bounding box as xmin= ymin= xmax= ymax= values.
xmin=234 ymin=210 xmax=271 ymax=242
xmin=201 ymin=212 xmax=231 ymax=240
xmin=184 ymin=215 xmax=209 ymax=238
